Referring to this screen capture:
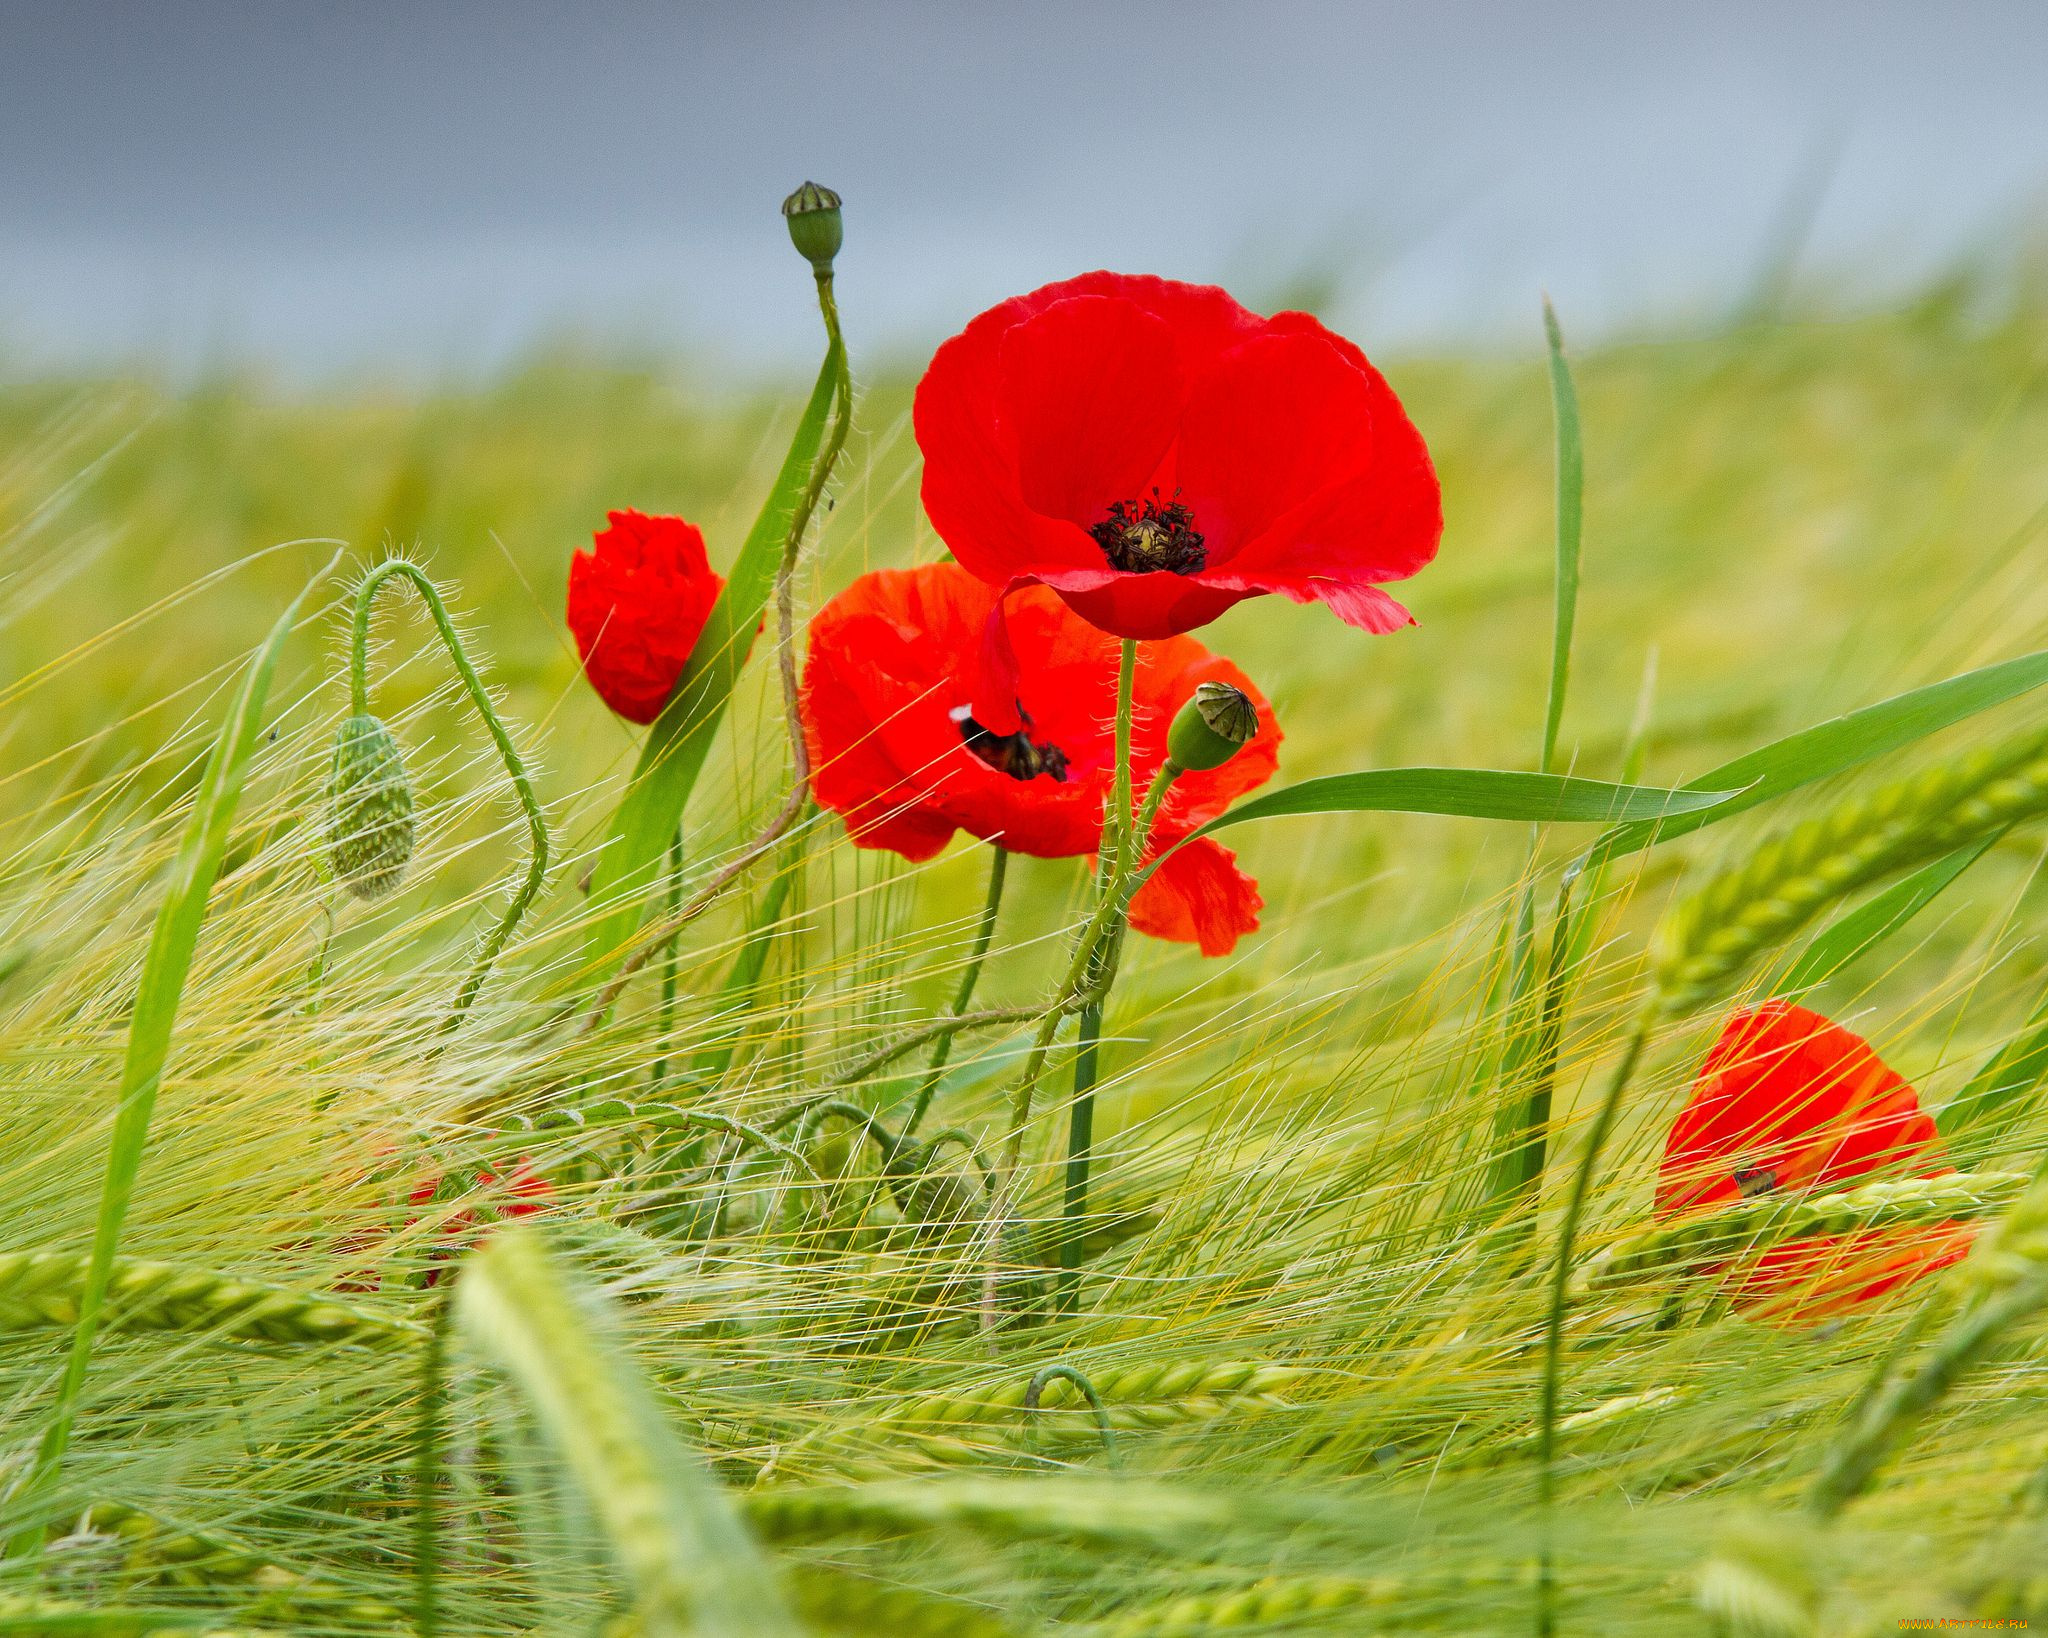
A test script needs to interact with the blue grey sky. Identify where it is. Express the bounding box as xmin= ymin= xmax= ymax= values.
xmin=4 ymin=1 xmax=2046 ymax=379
